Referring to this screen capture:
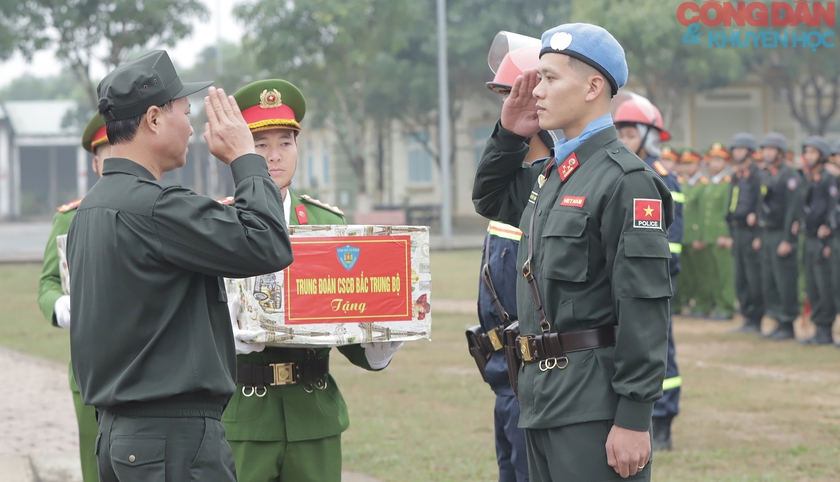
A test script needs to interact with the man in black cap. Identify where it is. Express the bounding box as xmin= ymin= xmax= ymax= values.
xmin=726 ymin=133 xmax=766 ymax=334
xmin=753 ymin=132 xmax=804 ymax=340
xmin=67 ymin=50 xmax=294 ymax=482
